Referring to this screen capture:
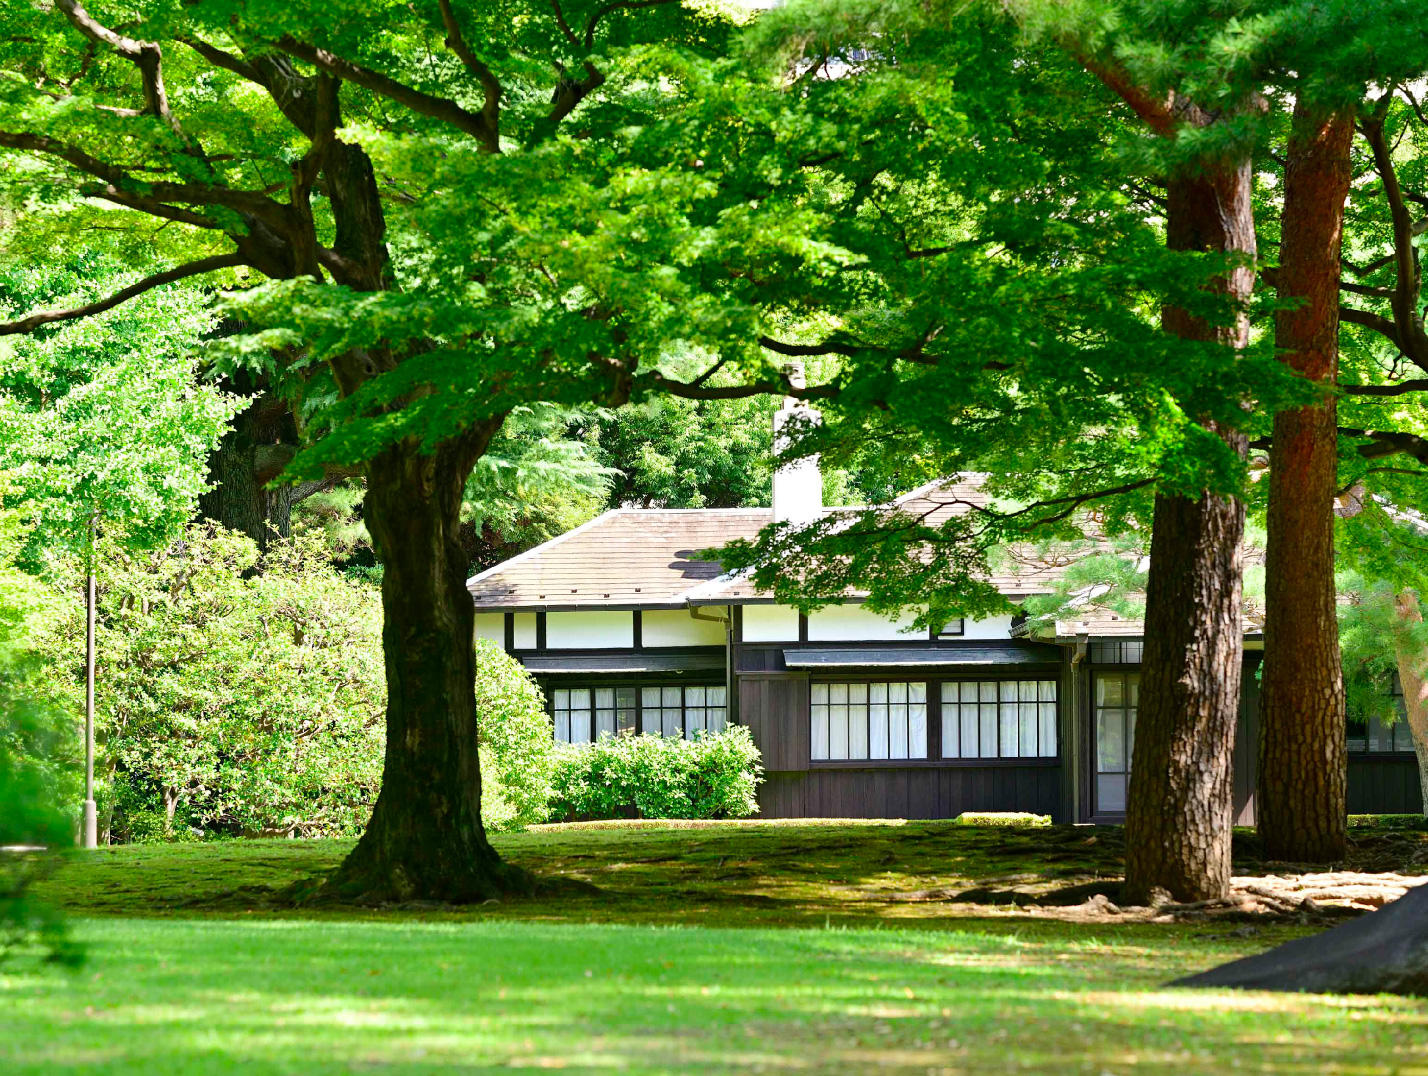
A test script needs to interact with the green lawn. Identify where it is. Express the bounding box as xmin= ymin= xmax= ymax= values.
xmin=7 ymin=821 xmax=1428 ymax=1075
